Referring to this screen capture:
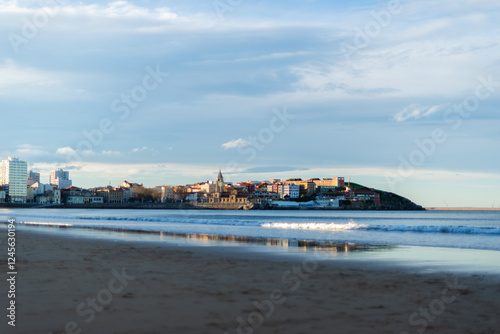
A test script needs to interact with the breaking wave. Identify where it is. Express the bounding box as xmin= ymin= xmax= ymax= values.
xmin=364 ymin=225 xmax=500 ymax=235
xmin=261 ymin=221 xmax=364 ymax=230
xmin=6 ymin=214 xmax=500 ymax=236
xmin=261 ymin=221 xmax=500 ymax=235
